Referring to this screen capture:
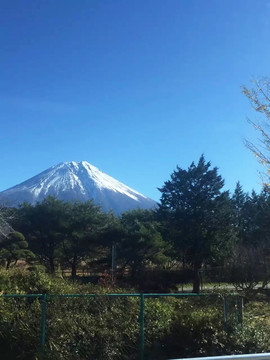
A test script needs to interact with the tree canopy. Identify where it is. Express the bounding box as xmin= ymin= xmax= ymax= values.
xmin=0 ymin=231 xmax=34 ymax=269
xmin=158 ymin=155 xmax=234 ymax=292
